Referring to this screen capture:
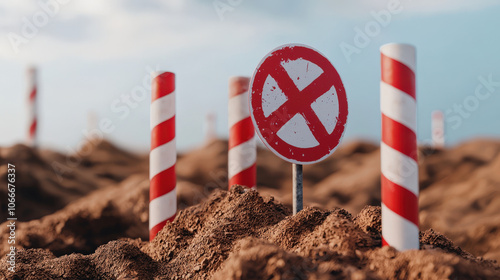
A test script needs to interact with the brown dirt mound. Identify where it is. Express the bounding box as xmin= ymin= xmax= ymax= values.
xmin=2 ymin=186 xmax=498 ymax=279
xmin=176 ymin=140 xmax=229 ymax=187
xmin=0 ymin=140 xmax=147 ymax=222
xmin=0 ymin=174 xmax=150 ymax=257
xmin=2 ymin=138 xmax=500 ymax=279
xmin=419 ymin=140 xmax=500 ymax=261
xmin=0 ymin=172 xmax=204 ymax=258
